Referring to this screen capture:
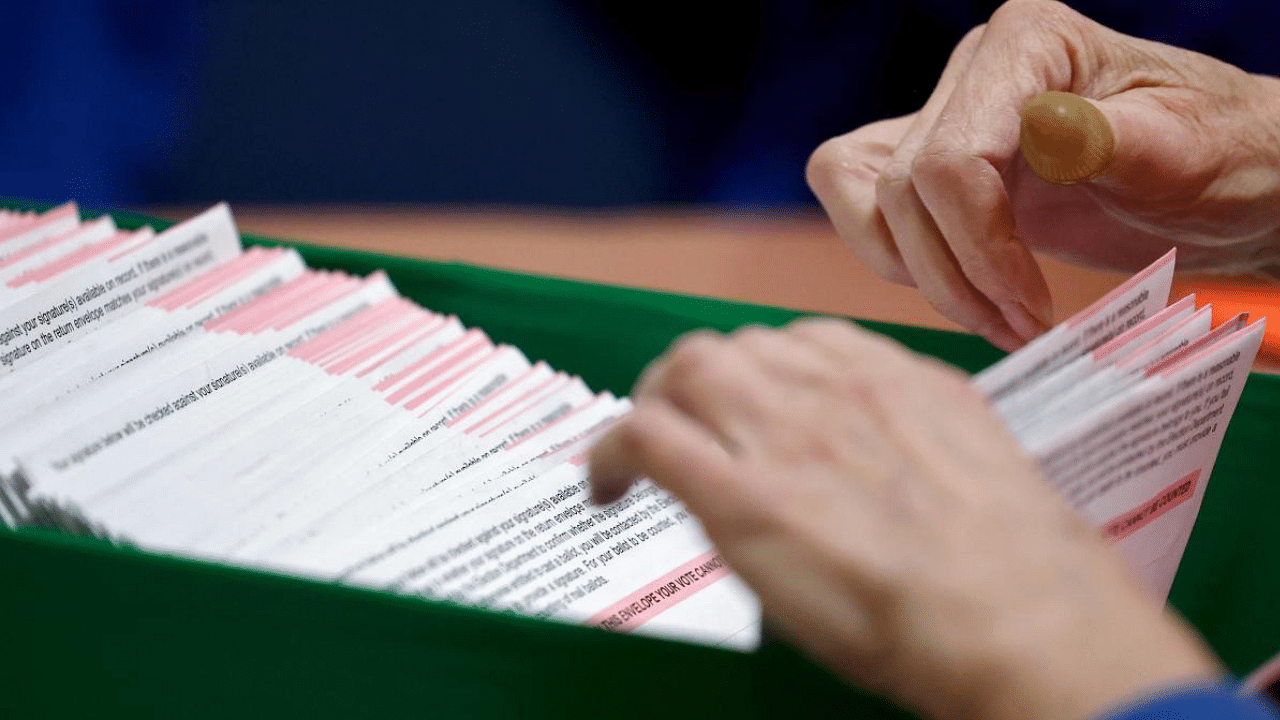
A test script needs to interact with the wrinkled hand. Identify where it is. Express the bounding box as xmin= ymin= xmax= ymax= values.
xmin=806 ymin=0 xmax=1280 ymax=351
xmin=589 ymin=319 xmax=1220 ymax=720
